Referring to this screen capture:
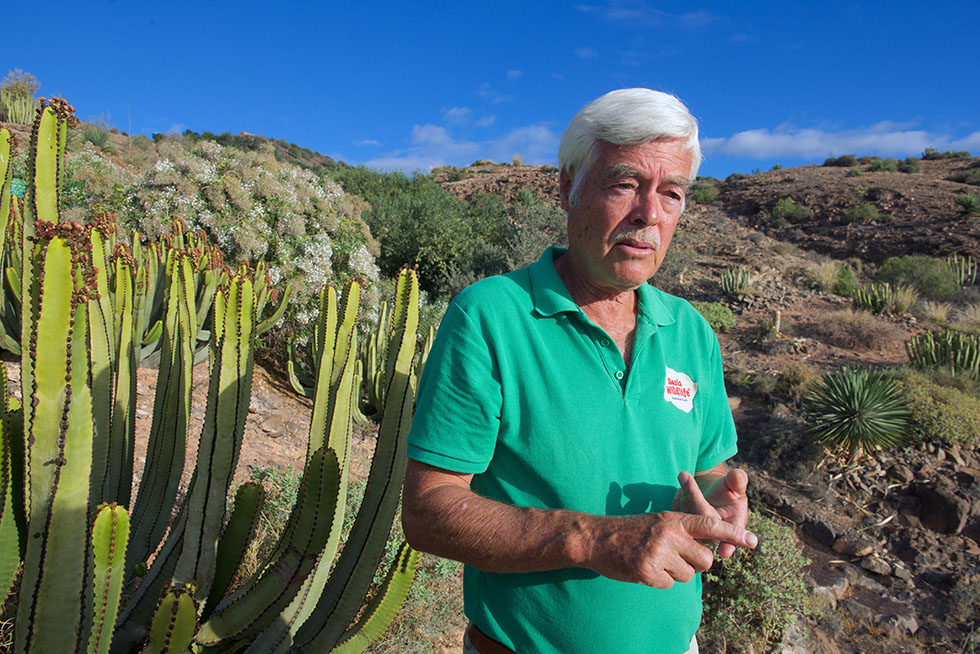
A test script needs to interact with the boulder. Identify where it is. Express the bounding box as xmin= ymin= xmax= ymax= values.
xmin=913 ymin=483 xmax=970 ymax=534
